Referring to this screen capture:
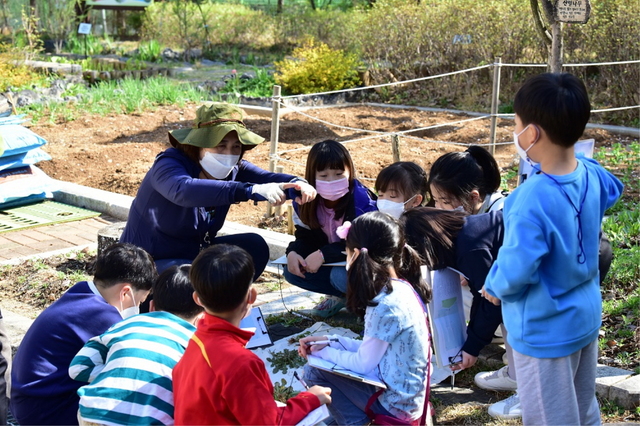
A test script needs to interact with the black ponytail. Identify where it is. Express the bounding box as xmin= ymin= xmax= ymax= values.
xmin=429 ymin=146 xmax=501 ymax=212
xmin=466 ymin=146 xmax=501 ymax=197
xmin=399 ymin=241 xmax=432 ymax=304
